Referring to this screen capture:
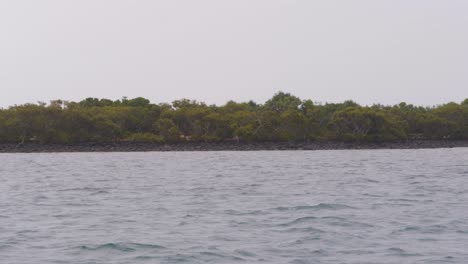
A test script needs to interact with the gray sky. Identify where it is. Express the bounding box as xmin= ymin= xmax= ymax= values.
xmin=1 ymin=0 xmax=467 ymax=107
